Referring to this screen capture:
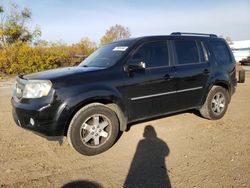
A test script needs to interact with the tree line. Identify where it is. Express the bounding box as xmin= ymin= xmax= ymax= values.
xmin=0 ymin=3 xmax=131 ymax=75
